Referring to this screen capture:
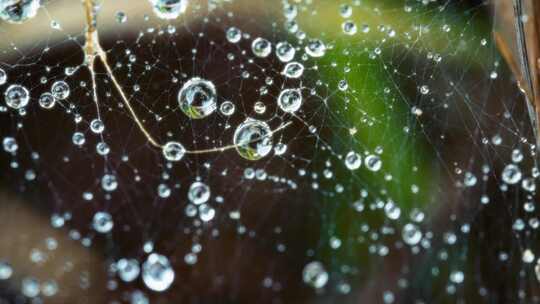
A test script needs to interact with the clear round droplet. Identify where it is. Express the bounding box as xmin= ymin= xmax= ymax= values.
xmin=101 ymin=174 xmax=118 ymax=192
xmin=162 ymin=141 xmax=186 ymax=162
xmin=282 ymin=62 xmax=304 ymax=79
xmin=0 ymin=262 xmax=13 ymax=280
xmin=219 ymin=100 xmax=235 ymax=116
xmin=233 ymin=119 xmax=273 ymax=161
xmin=188 ymin=181 xmax=210 ymax=205
xmin=305 ymin=39 xmax=326 ymax=58
xmin=365 ymin=154 xmax=382 ymax=172
xmin=2 ymin=137 xmax=18 ymax=153
xmin=502 ymin=164 xmax=522 ymax=184
xmin=90 ymin=119 xmax=105 ymax=134
xmin=402 ymin=223 xmax=422 ymax=245
xmin=276 ymin=41 xmax=295 ymax=62
xmin=303 ymin=261 xmax=329 ymax=289
xmin=92 ymin=211 xmax=114 ymax=233
xmin=38 ymin=92 xmax=56 ymax=109
xmin=149 ymin=0 xmax=188 ymax=20
xmin=0 ymin=0 xmax=40 ymax=24
xmin=142 ymin=253 xmax=175 ymax=292
xmin=115 ymin=11 xmax=127 ymax=24
xmin=226 ymin=27 xmax=242 ymax=43
xmin=342 ymin=21 xmax=357 ymax=35
xmin=198 ymin=204 xmax=215 ymax=222
xmin=251 ymin=37 xmax=272 ymax=58
xmin=178 ymin=77 xmax=217 ymax=119
xmin=4 ymin=84 xmax=30 ymax=109
xmin=116 ymin=258 xmax=140 ymax=282
xmin=344 ymin=151 xmax=362 ymax=170
xmin=277 ymin=88 xmax=302 ymax=113
xmin=51 ymin=80 xmax=70 ymax=100
xmin=72 ymin=132 xmax=85 ymax=146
